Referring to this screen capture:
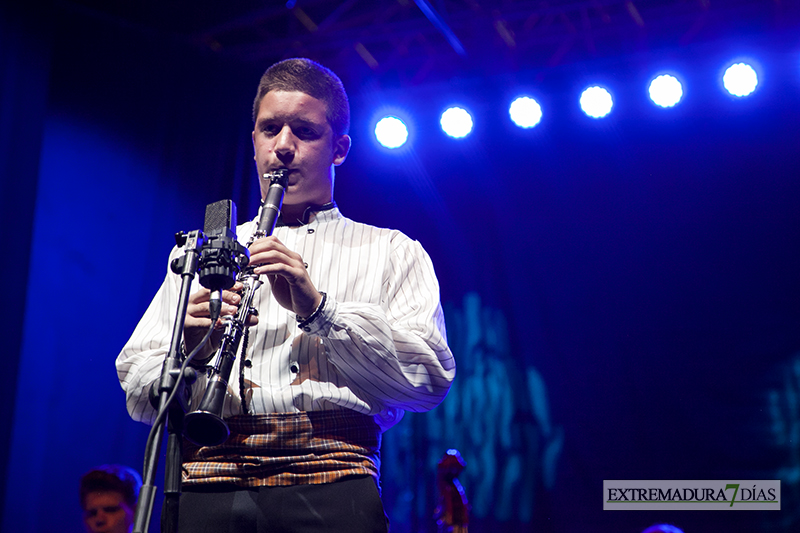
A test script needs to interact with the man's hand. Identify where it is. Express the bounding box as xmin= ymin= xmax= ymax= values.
xmin=248 ymin=235 xmax=322 ymax=319
xmin=183 ymin=281 xmax=257 ymax=360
